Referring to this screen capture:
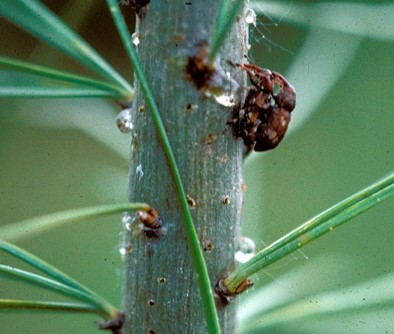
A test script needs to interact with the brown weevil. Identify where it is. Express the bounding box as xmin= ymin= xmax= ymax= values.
xmin=231 ymin=62 xmax=296 ymax=152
